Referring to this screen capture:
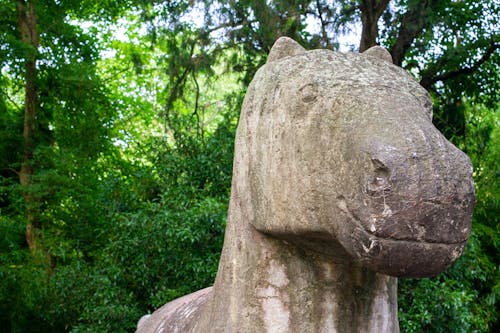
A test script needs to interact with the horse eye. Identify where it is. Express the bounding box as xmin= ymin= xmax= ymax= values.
xmin=299 ymin=83 xmax=319 ymax=103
